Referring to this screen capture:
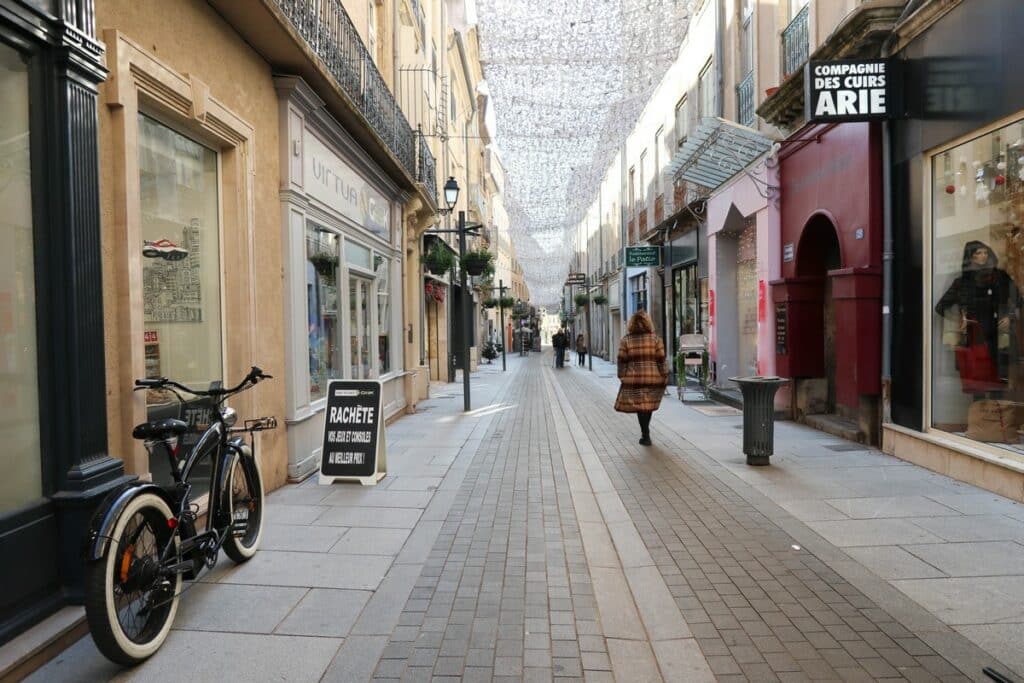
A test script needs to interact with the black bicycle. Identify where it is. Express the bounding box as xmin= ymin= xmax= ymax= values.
xmin=84 ymin=366 xmax=276 ymax=665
